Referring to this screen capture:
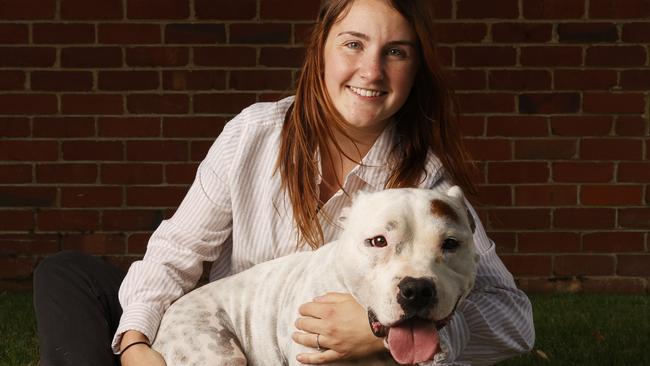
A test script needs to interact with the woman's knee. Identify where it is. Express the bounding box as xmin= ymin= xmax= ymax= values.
xmin=33 ymin=250 xmax=92 ymax=289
